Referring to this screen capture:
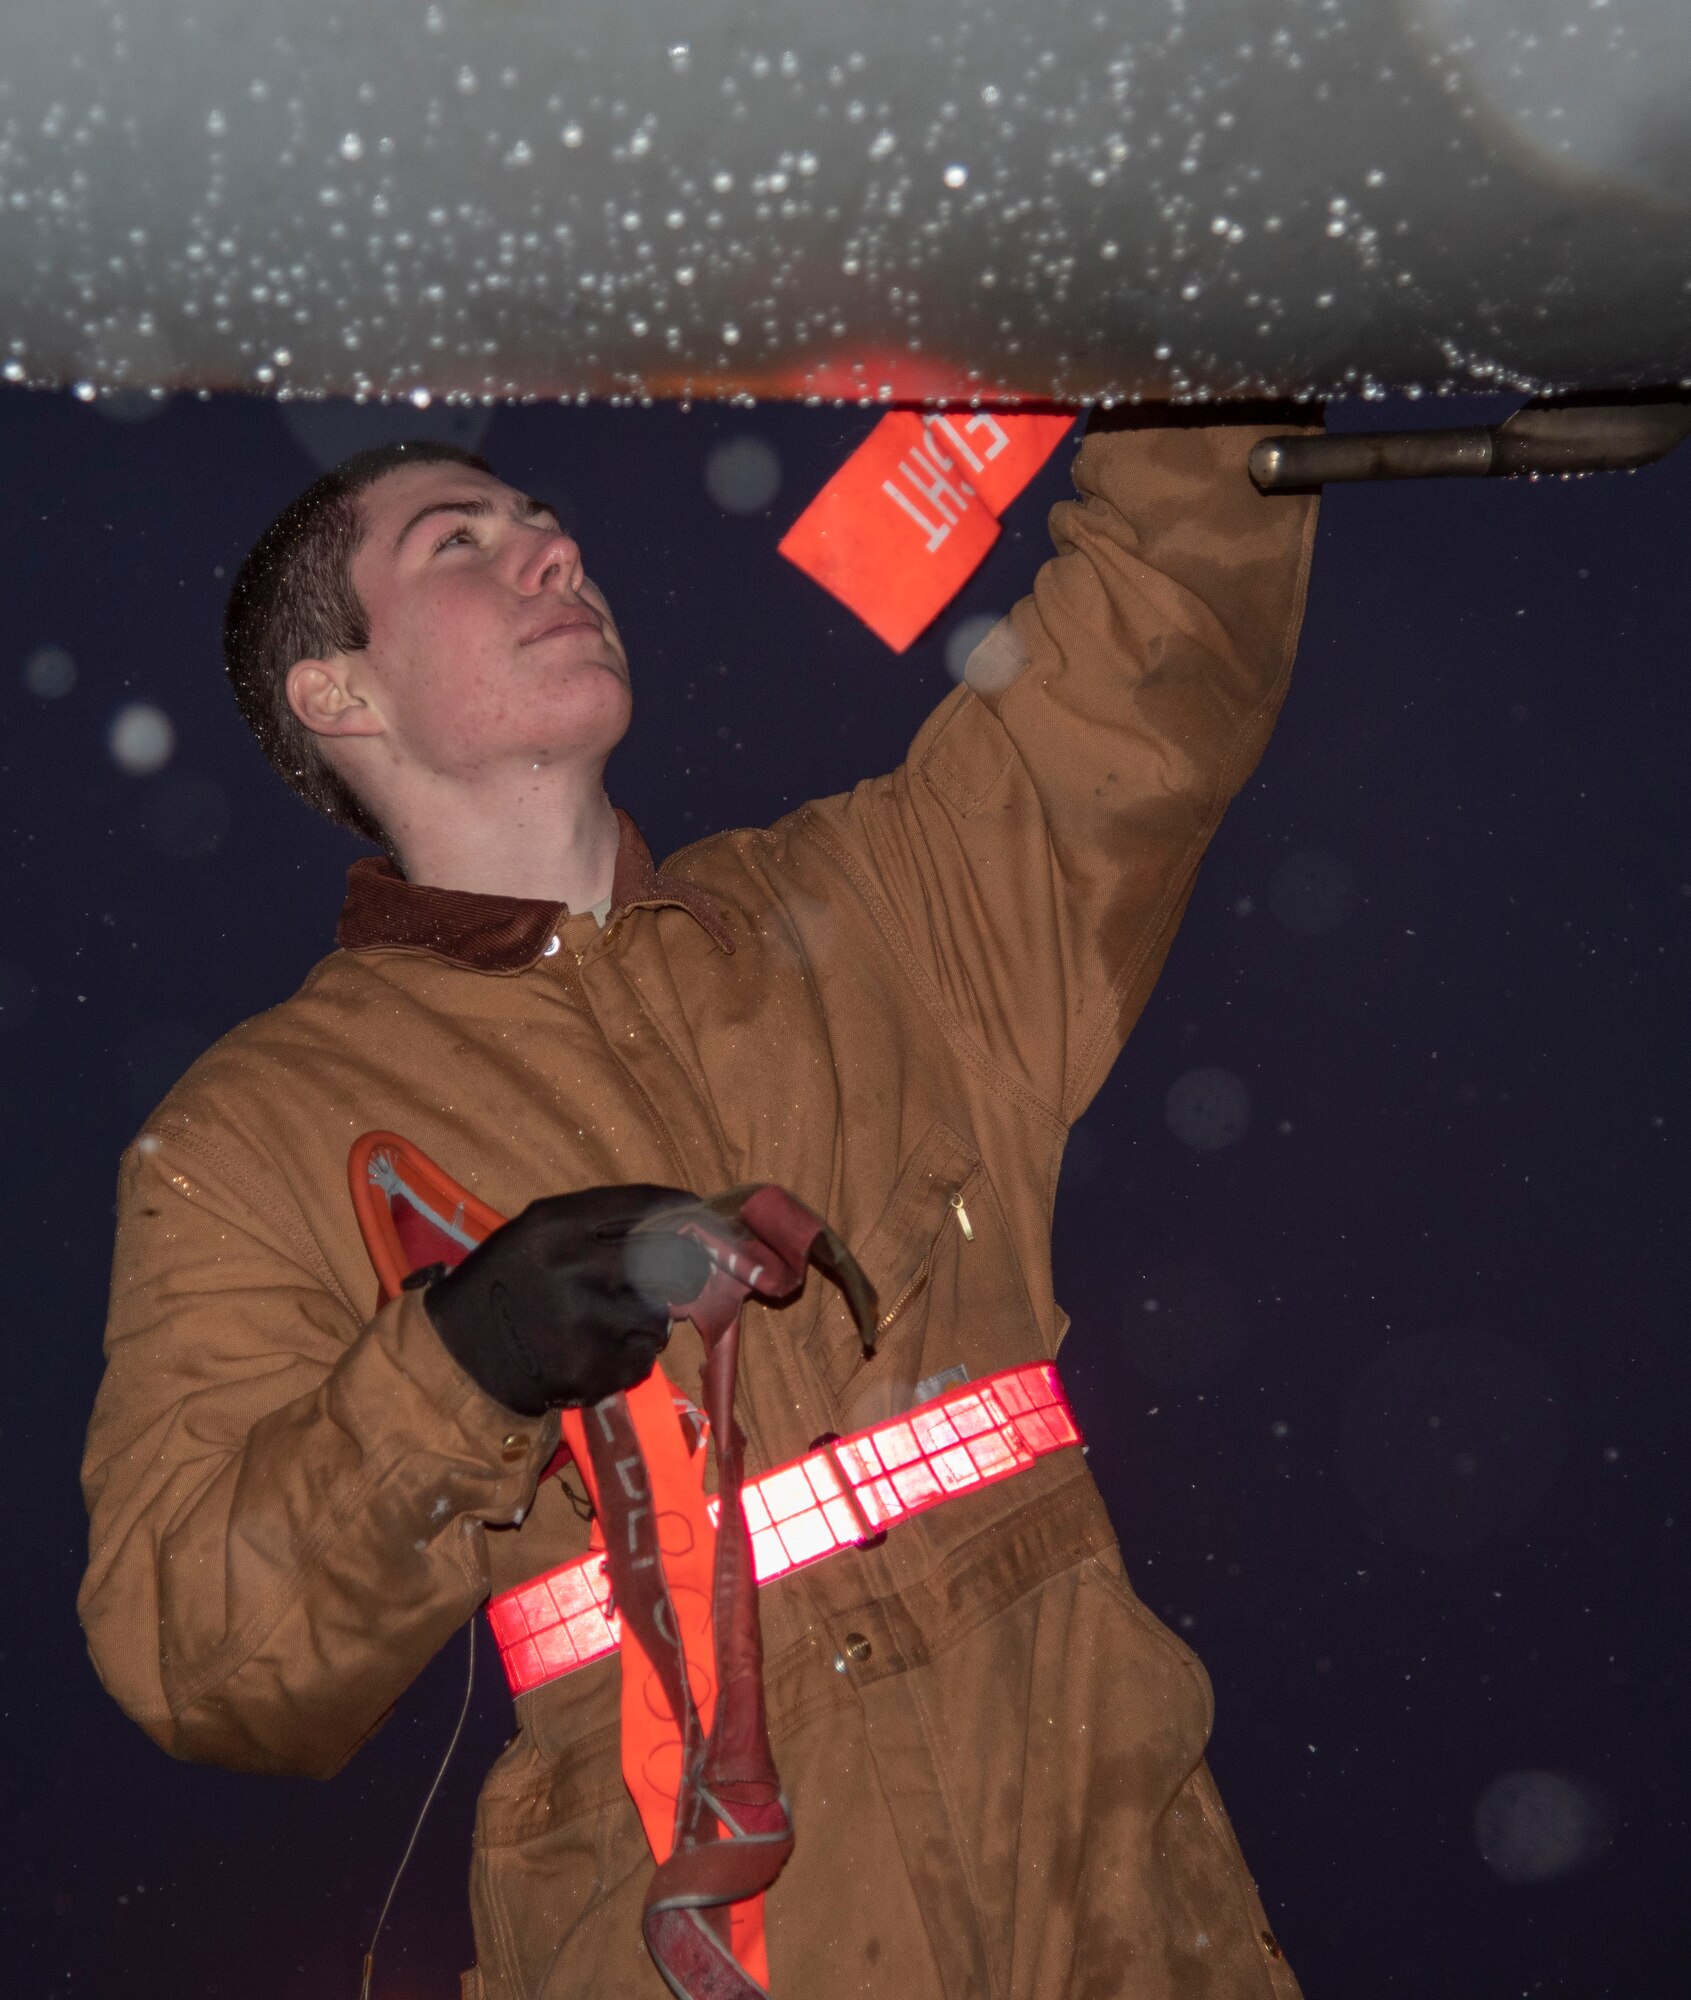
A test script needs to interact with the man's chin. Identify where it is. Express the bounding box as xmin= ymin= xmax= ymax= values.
xmin=559 ymin=637 xmax=628 ymax=682
xmin=526 ymin=647 xmax=629 ymax=693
